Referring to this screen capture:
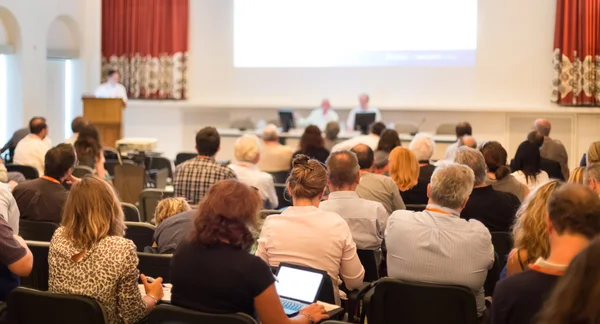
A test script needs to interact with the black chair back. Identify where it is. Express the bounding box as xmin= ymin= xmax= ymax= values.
xmin=72 ymin=165 xmax=94 ymax=178
xmin=18 ymin=220 xmax=59 ymax=241
xmin=267 ymin=171 xmax=290 ymax=184
xmin=139 ymin=189 xmax=175 ymax=222
xmin=483 ymin=251 xmax=501 ymax=297
xmin=124 ymin=222 xmax=156 ymax=252
xmin=274 ymin=184 xmax=292 ymax=209
xmin=8 ymin=287 xmax=108 ymax=324
xmin=368 ymin=278 xmax=478 ymax=324
xmin=103 ymin=147 xmax=121 ymax=161
xmin=20 ymin=241 xmax=50 ymax=291
xmin=491 ymin=231 xmax=513 ymax=269
xmin=149 ymin=304 xmax=257 ymax=324
xmin=405 ymin=204 xmax=427 ymax=212
xmin=122 ymin=203 xmax=141 ymax=222
xmin=137 ymin=252 xmax=173 ymax=283
xmin=145 ymin=156 xmax=174 ymax=180
xmin=175 ymin=152 xmax=196 ymax=166
xmin=6 ymin=164 xmax=39 ymax=179
xmin=357 ymin=249 xmax=380 ymax=282
xmin=104 ymin=159 xmax=135 ymax=177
